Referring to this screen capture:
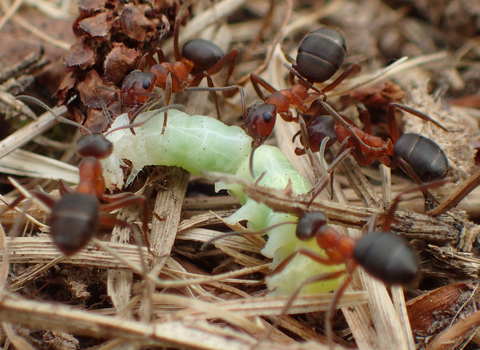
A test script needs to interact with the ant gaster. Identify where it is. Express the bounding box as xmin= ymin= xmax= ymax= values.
xmin=121 ymin=0 xmax=244 ymax=134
